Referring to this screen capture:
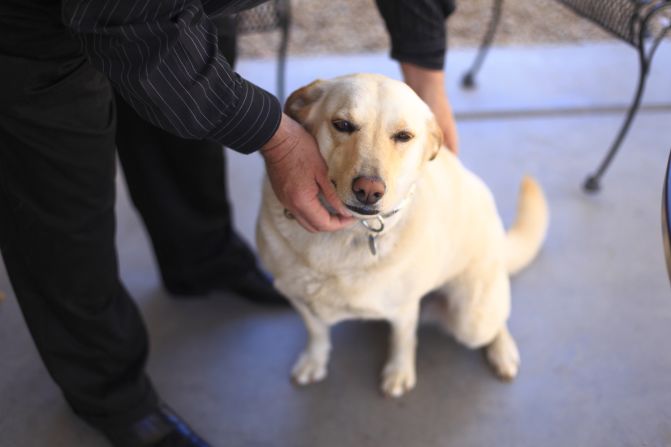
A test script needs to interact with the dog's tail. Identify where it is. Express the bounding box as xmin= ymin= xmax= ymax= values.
xmin=505 ymin=176 xmax=549 ymax=275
